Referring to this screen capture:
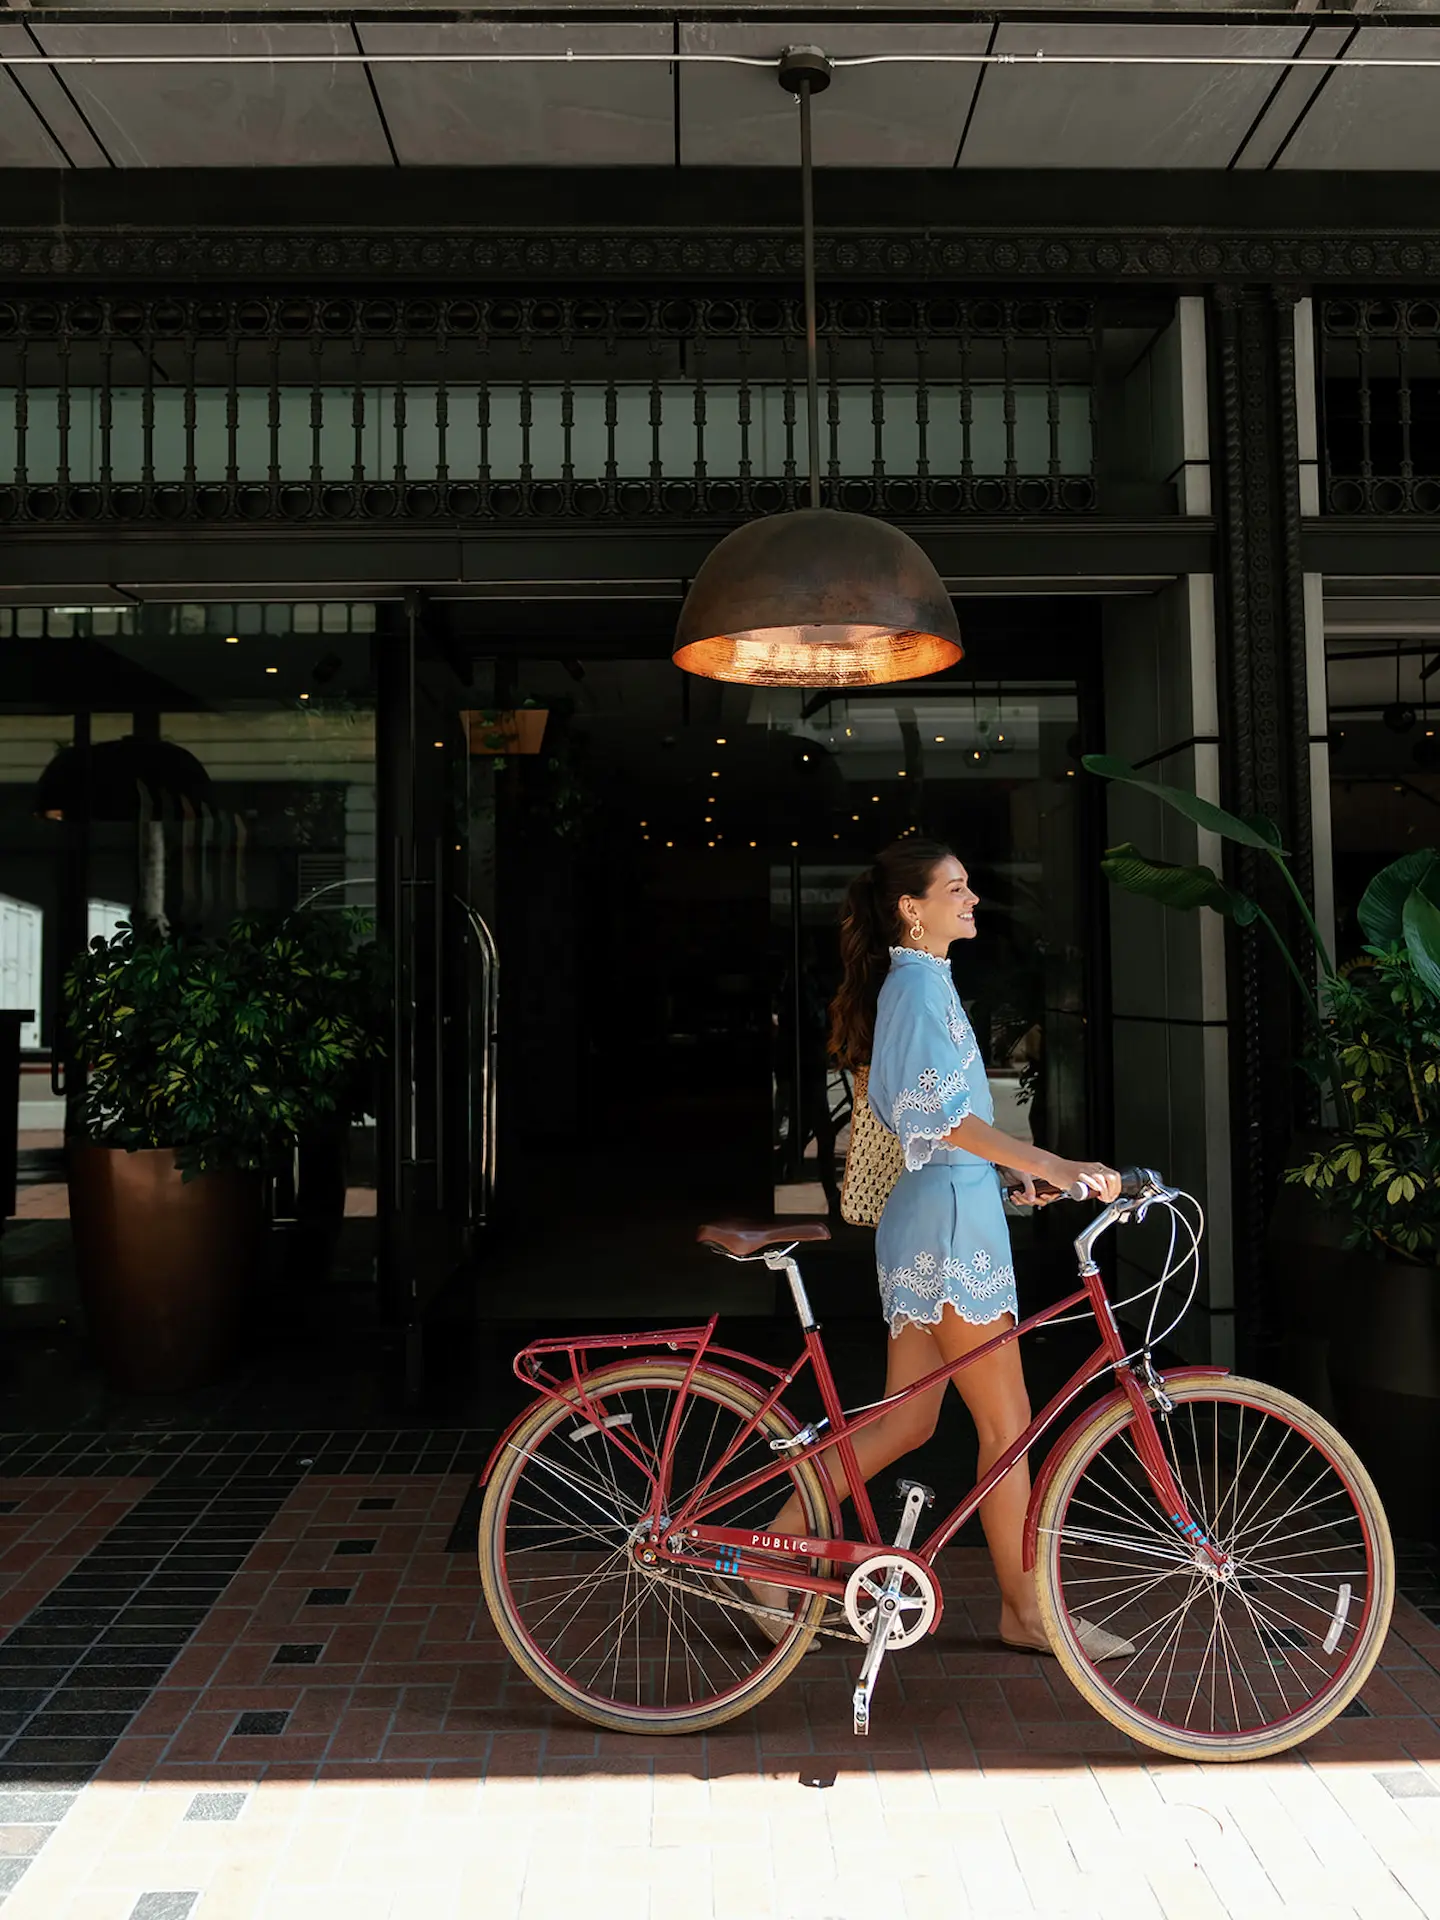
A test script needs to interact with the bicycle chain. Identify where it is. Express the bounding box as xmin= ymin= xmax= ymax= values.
xmin=643 ymin=1563 xmax=866 ymax=1643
